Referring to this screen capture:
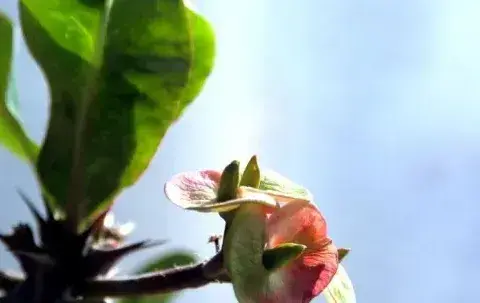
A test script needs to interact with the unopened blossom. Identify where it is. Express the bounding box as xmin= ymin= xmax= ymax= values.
xmin=164 ymin=161 xmax=339 ymax=303
xmin=224 ymin=199 xmax=338 ymax=303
